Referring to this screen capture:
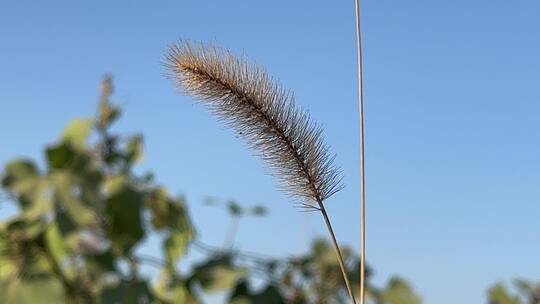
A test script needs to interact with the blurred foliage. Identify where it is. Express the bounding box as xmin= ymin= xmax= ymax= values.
xmin=9 ymin=75 xmax=535 ymax=303
xmin=488 ymin=280 xmax=540 ymax=304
